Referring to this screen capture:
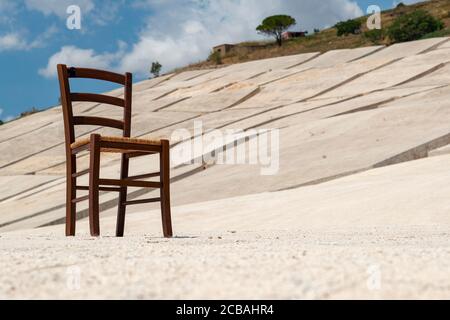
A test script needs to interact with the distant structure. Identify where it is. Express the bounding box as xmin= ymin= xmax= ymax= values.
xmin=281 ymin=31 xmax=307 ymax=40
xmin=212 ymin=43 xmax=267 ymax=58
xmin=213 ymin=44 xmax=236 ymax=58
